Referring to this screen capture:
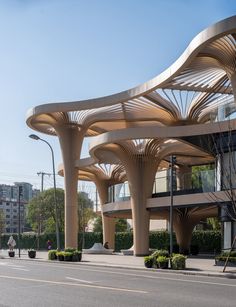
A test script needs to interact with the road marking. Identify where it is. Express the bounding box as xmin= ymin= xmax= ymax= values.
xmin=10 ymin=268 xmax=29 ymax=272
xmin=0 ymin=262 xmax=28 ymax=270
xmin=66 ymin=277 xmax=94 ymax=284
xmin=0 ymin=275 xmax=147 ymax=294
xmin=13 ymin=260 xmax=236 ymax=288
